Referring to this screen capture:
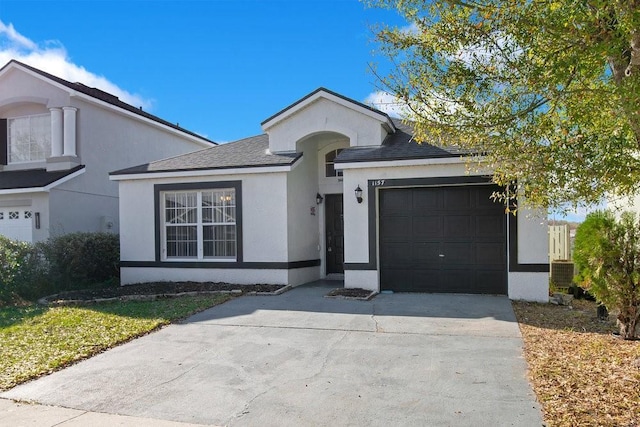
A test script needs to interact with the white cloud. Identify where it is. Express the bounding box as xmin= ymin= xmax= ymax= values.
xmin=364 ymin=91 xmax=409 ymax=118
xmin=452 ymin=32 xmax=522 ymax=71
xmin=0 ymin=20 xmax=152 ymax=109
xmin=400 ymin=22 xmax=419 ymax=35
